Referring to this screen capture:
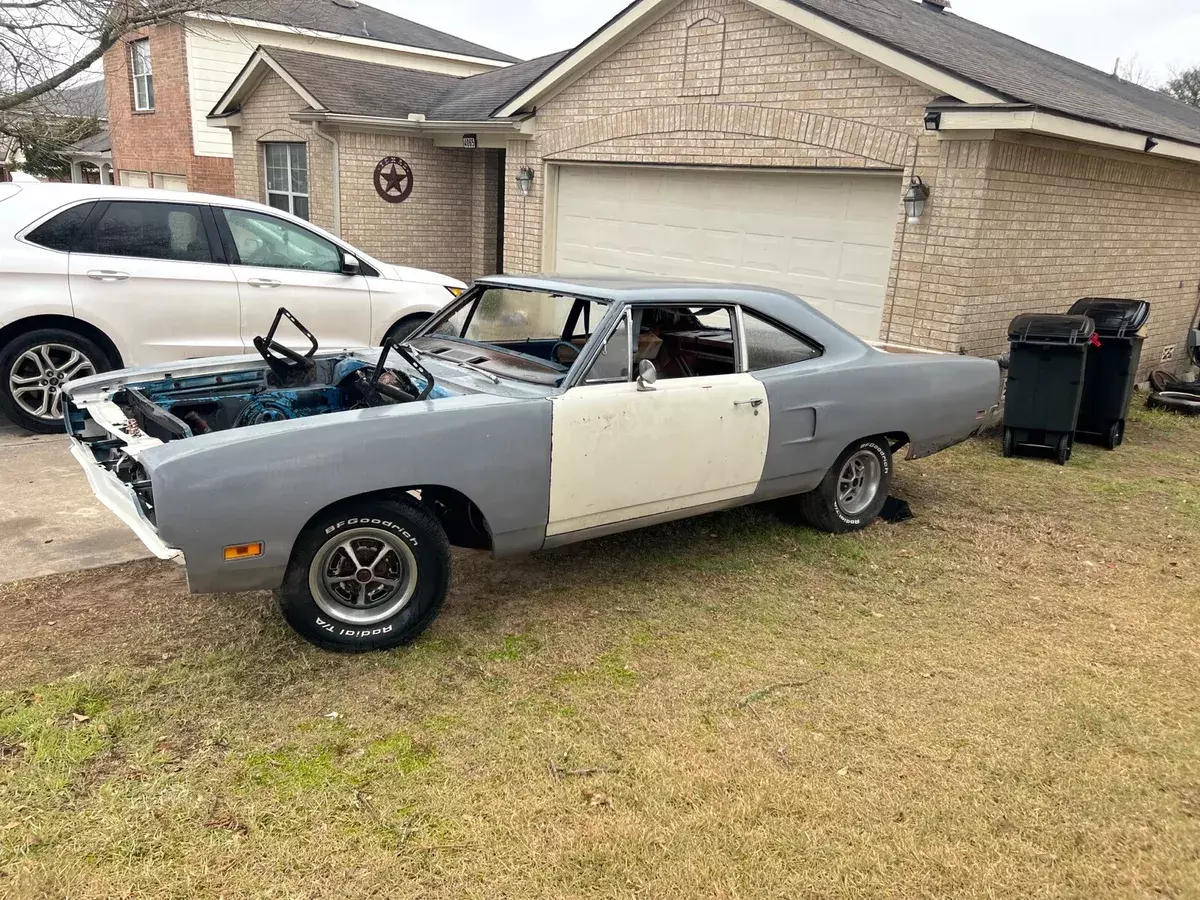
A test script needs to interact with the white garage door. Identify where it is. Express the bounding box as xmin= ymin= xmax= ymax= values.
xmin=552 ymin=164 xmax=902 ymax=340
